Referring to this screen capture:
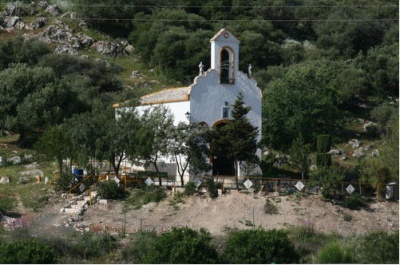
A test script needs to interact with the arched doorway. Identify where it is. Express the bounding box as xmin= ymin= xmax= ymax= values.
xmin=212 ymin=121 xmax=235 ymax=176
